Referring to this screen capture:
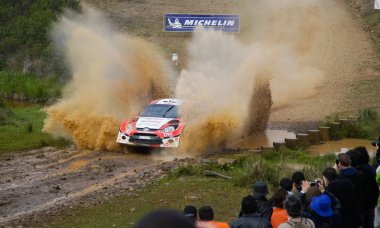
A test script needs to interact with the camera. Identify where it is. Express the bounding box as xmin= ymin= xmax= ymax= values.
xmin=310 ymin=179 xmax=320 ymax=187
xmin=372 ymin=136 xmax=380 ymax=147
